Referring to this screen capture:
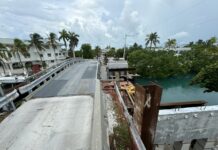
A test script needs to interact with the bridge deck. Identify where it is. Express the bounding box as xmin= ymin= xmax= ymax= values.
xmin=34 ymin=61 xmax=97 ymax=97
xmin=0 ymin=60 xmax=99 ymax=150
xmin=0 ymin=96 xmax=93 ymax=150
